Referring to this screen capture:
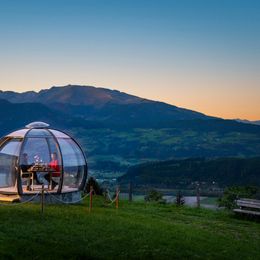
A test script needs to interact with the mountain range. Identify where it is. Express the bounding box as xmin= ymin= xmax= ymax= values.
xmin=0 ymin=85 xmax=260 ymax=175
xmin=0 ymin=85 xmax=211 ymax=126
